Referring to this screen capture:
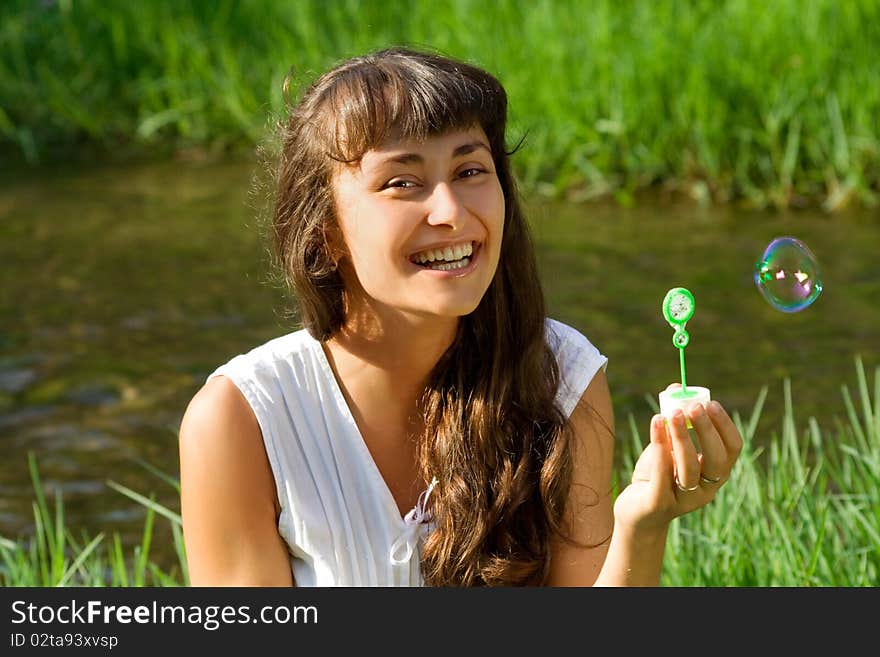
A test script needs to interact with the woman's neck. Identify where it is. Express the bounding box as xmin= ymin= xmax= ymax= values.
xmin=324 ymin=303 xmax=460 ymax=425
